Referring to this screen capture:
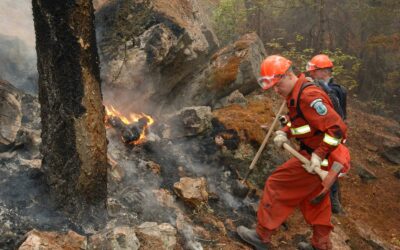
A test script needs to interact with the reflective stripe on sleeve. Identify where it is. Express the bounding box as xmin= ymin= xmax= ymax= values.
xmin=323 ymin=133 xmax=341 ymax=146
xmin=290 ymin=124 xmax=311 ymax=135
